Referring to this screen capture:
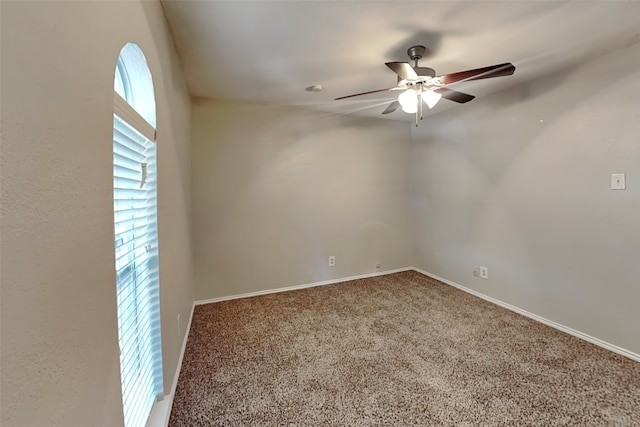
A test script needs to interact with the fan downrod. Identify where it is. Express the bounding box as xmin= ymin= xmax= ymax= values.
xmin=406 ymin=45 xmax=435 ymax=78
